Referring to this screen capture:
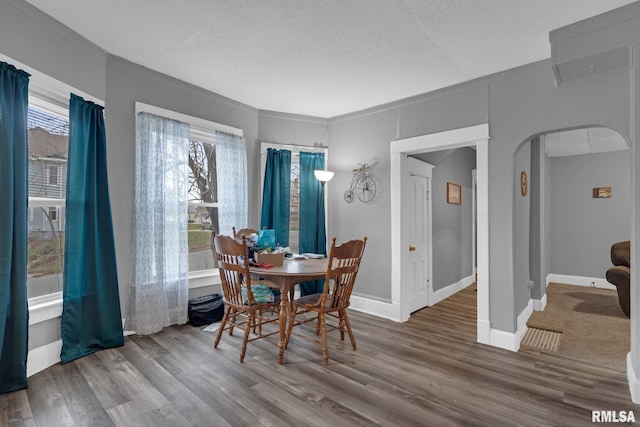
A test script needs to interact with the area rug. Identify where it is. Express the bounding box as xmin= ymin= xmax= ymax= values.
xmin=523 ymin=283 xmax=629 ymax=371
